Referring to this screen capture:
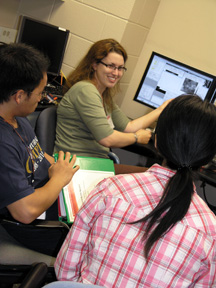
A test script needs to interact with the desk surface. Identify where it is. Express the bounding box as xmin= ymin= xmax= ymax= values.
xmin=123 ymin=140 xmax=156 ymax=156
xmin=114 ymin=164 xmax=147 ymax=175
